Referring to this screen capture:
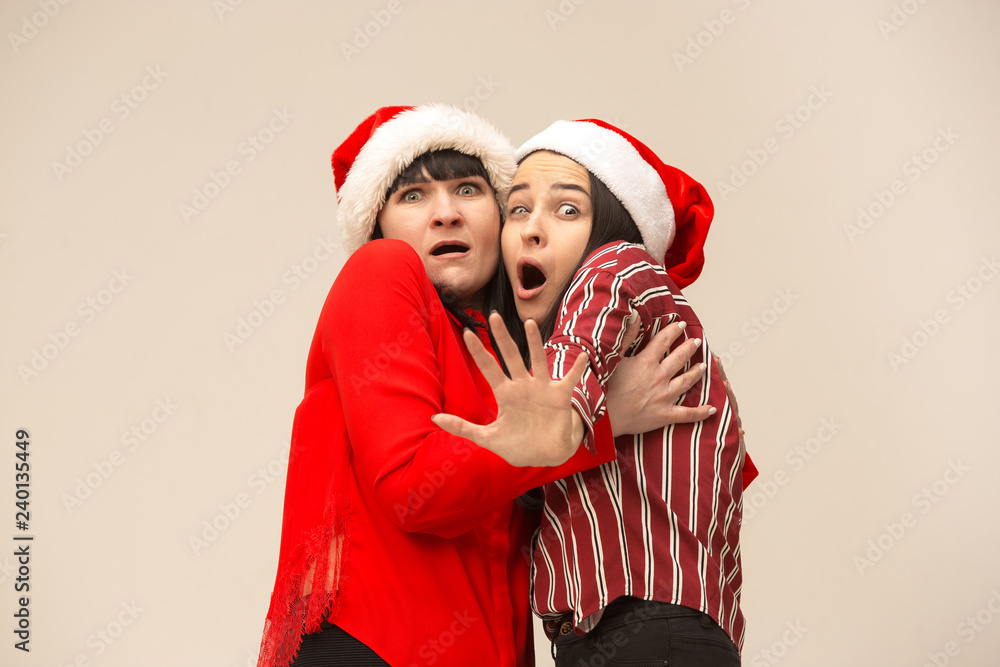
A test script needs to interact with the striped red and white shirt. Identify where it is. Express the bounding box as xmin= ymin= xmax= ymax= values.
xmin=534 ymin=242 xmax=748 ymax=651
